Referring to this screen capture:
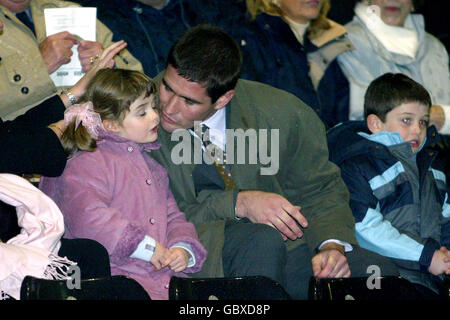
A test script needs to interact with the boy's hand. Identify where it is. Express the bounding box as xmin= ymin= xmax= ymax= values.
xmin=428 ymin=247 xmax=450 ymax=276
xmin=150 ymin=241 xmax=169 ymax=270
xmin=161 ymin=248 xmax=190 ymax=272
